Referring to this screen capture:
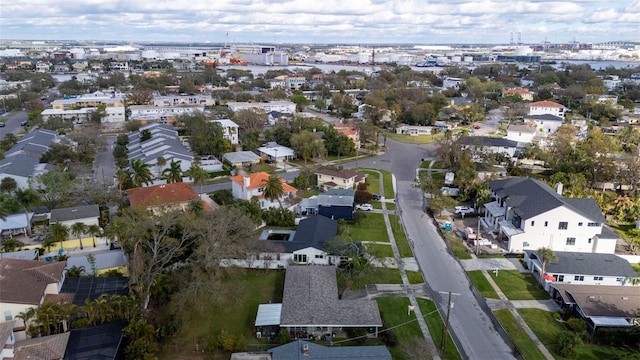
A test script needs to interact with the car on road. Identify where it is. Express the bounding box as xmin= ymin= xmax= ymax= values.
xmin=356 ymin=203 xmax=373 ymax=211
xmin=20 ymin=120 xmax=28 ymax=126
xmin=372 ymin=193 xmax=381 ymax=200
xmin=454 ymin=206 xmax=475 ymax=215
xmin=474 ymin=125 xmax=481 ymax=129
xmin=0 ymin=121 xmax=5 ymax=127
